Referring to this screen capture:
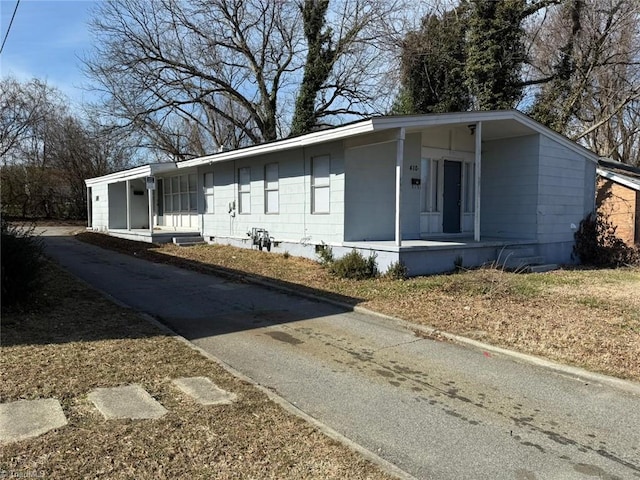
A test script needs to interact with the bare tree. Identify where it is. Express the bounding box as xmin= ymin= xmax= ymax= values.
xmin=0 ymin=77 xmax=54 ymax=160
xmin=84 ymin=0 xmax=404 ymax=156
xmin=526 ymin=0 xmax=640 ymax=165
xmin=0 ymin=77 xmax=133 ymax=218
